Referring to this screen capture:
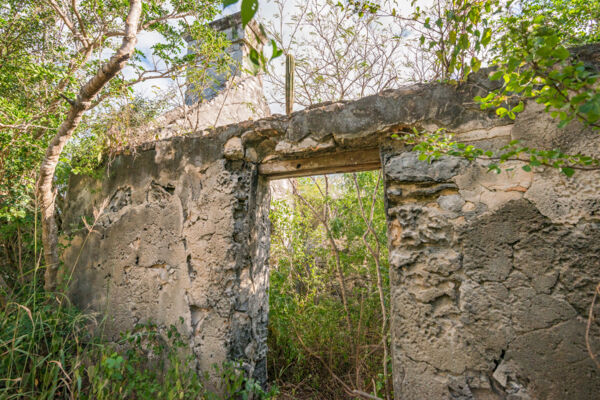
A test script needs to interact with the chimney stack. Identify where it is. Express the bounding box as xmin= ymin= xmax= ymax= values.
xmin=185 ymin=12 xmax=266 ymax=105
